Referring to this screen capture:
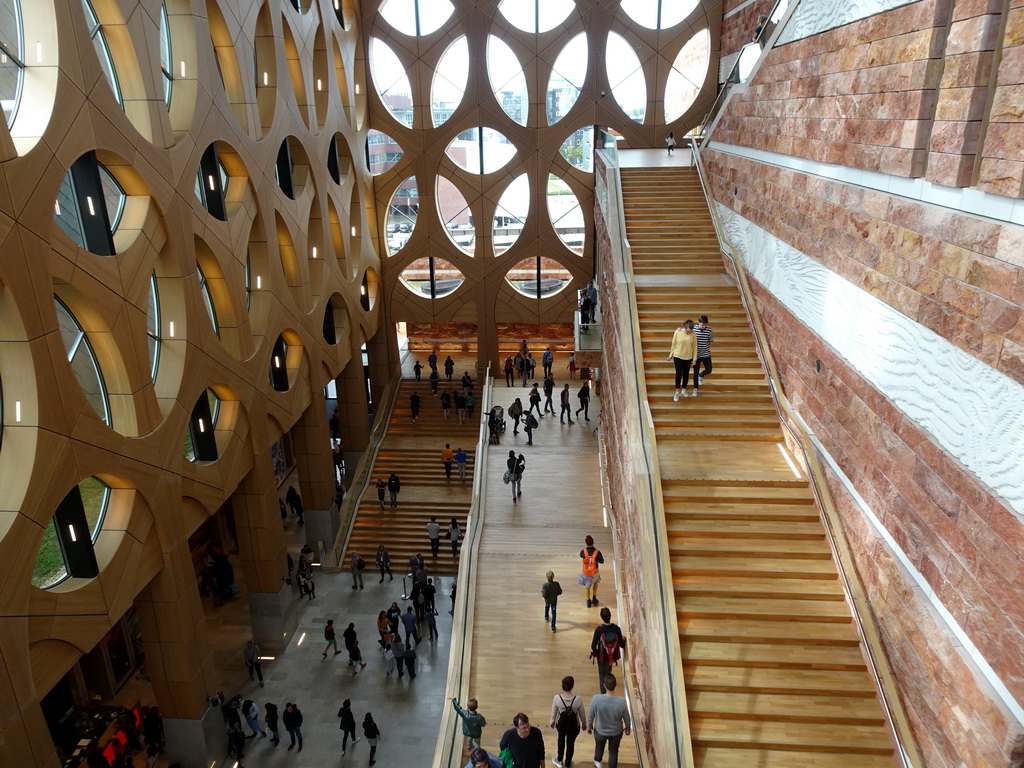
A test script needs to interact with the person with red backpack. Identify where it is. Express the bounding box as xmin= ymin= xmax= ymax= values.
xmin=579 ymin=535 xmax=605 ymax=607
xmin=590 ymin=607 xmax=626 ymax=694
